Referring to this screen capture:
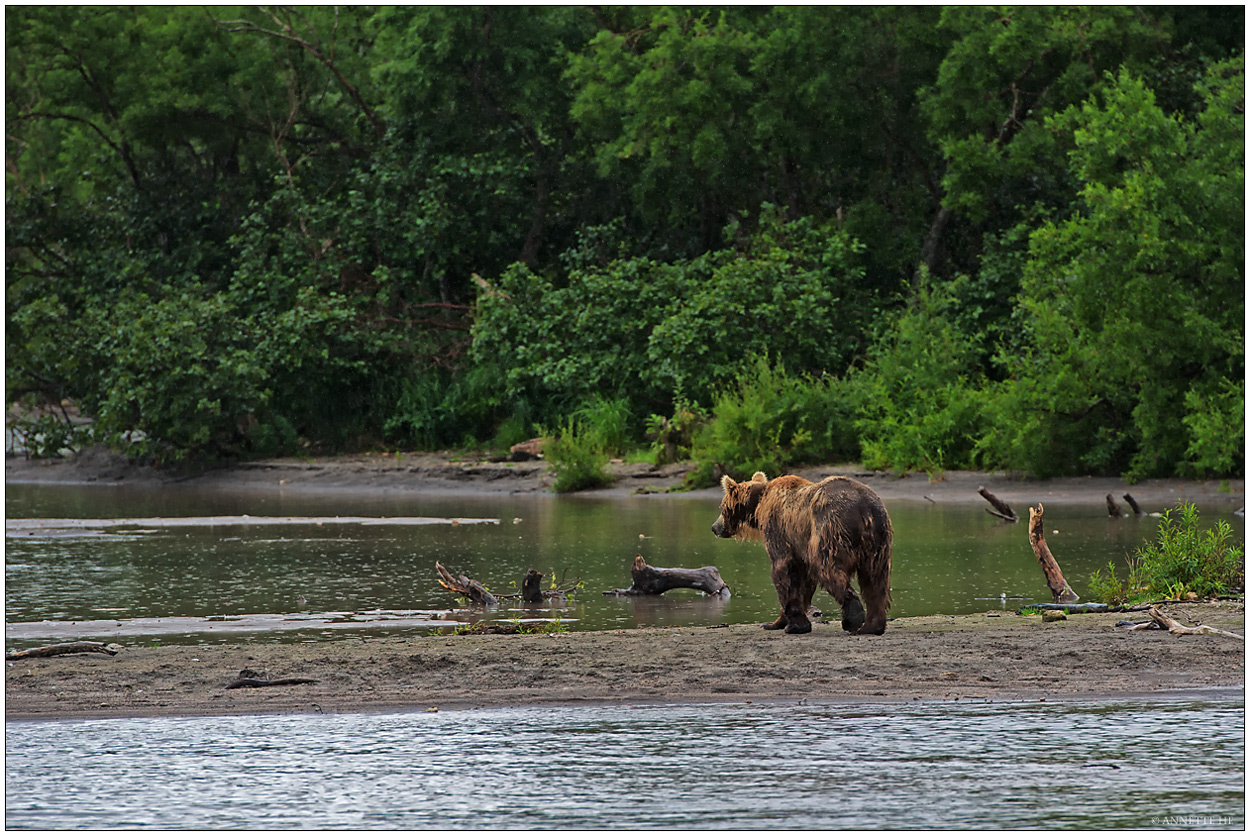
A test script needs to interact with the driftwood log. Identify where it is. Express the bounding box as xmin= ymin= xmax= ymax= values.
xmin=5 ymin=641 xmax=123 ymax=660
xmin=1126 ymin=607 xmax=1244 ymax=640
xmin=1106 ymin=494 xmax=1123 ymax=517
xmin=1028 ymin=503 xmax=1079 ymax=604
xmin=225 ymin=668 xmax=319 ymax=689
xmin=1122 ymin=493 xmax=1143 ymax=516
xmin=1028 ymin=603 xmax=1110 ymax=613
xmin=978 ymin=486 xmax=1018 ymax=522
xmin=436 ymin=561 xmax=499 ymax=606
xmin=604 ymin=555 xmax=730 ymax=598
